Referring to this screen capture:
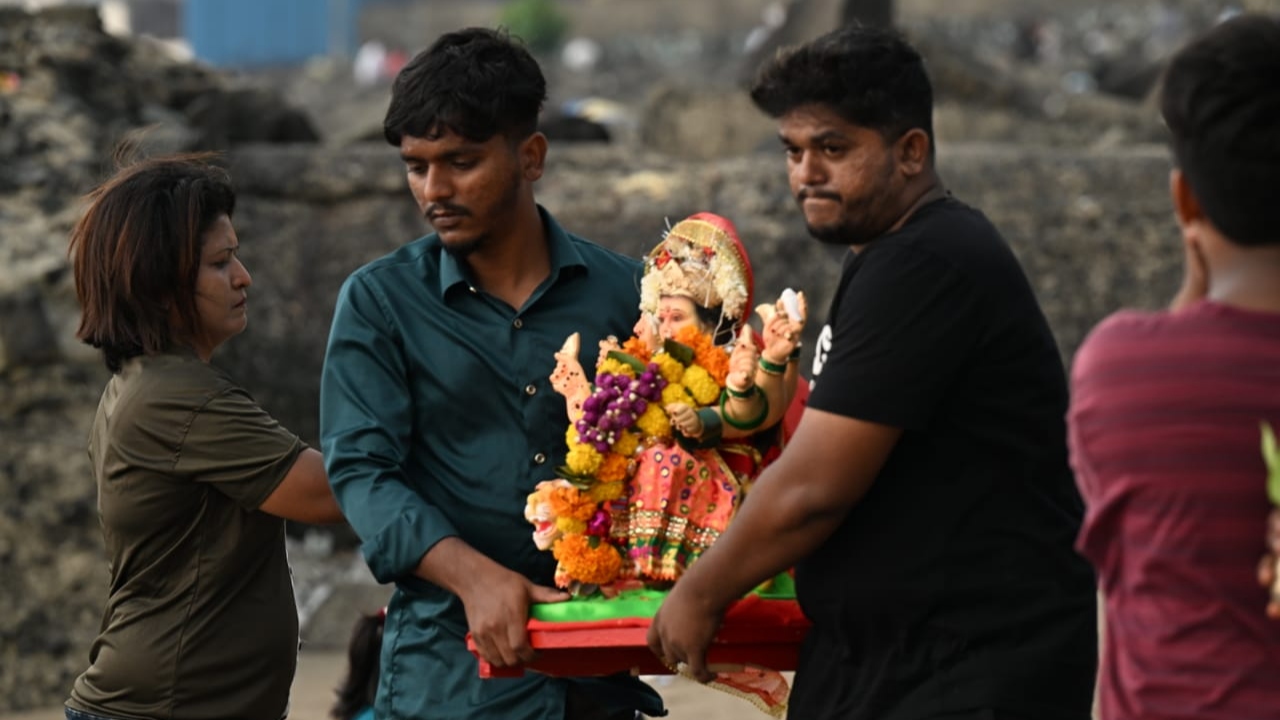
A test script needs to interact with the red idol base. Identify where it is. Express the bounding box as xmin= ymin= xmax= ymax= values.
xmin=467 ymin=595 xmax=810 ymax=678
